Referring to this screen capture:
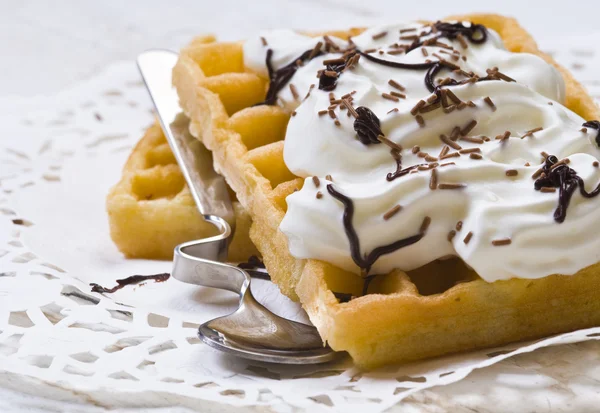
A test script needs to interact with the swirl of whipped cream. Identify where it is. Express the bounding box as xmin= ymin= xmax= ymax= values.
xmin=243 ymin=22 xmax=600 ymax=282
